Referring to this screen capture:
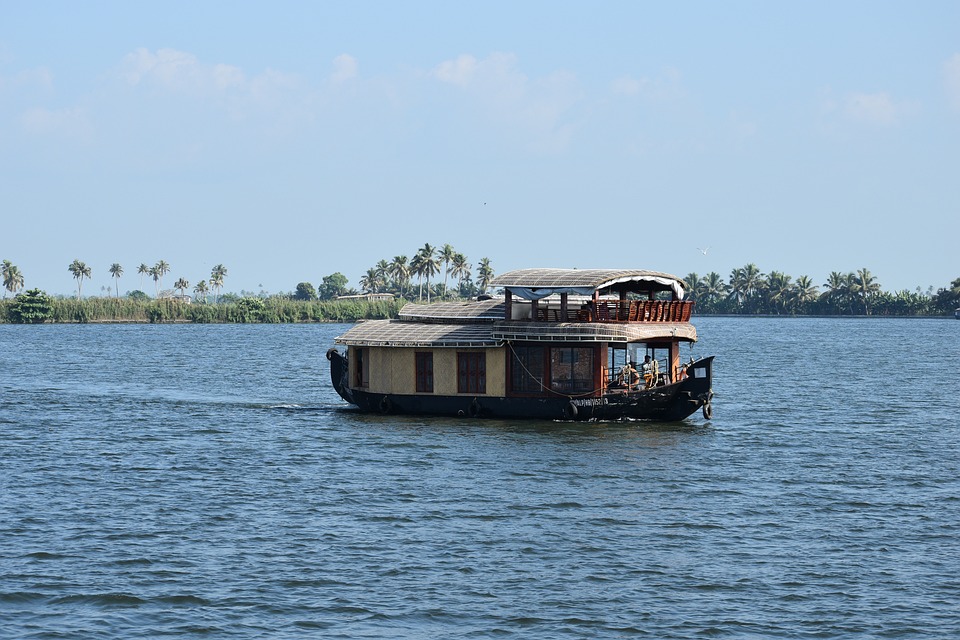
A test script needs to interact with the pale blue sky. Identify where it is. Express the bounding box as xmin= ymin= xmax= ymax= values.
xmin=2 ymin=1 xmax=958 ymax=296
